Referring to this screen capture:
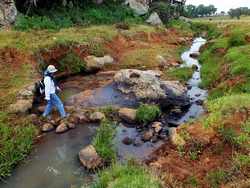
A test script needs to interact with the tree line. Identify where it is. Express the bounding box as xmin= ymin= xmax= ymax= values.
xmin=183 ymin=4 xmax=217 ymax=18
xmin=228 ymin=7 xmax=250 ymax=19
